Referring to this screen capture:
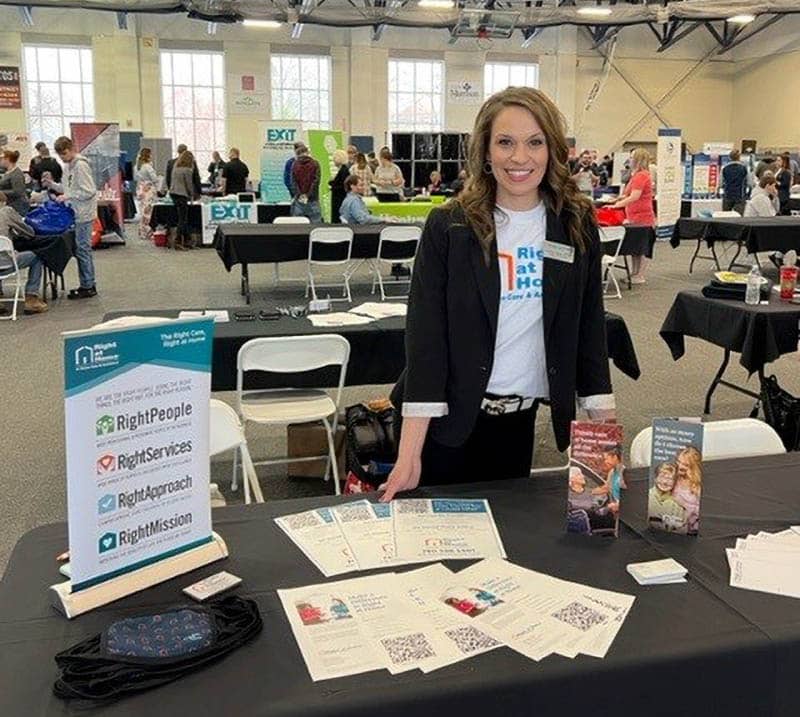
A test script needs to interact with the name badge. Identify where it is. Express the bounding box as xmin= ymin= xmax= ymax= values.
xmin=543 ymin=240 xmax=575 ymax=264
